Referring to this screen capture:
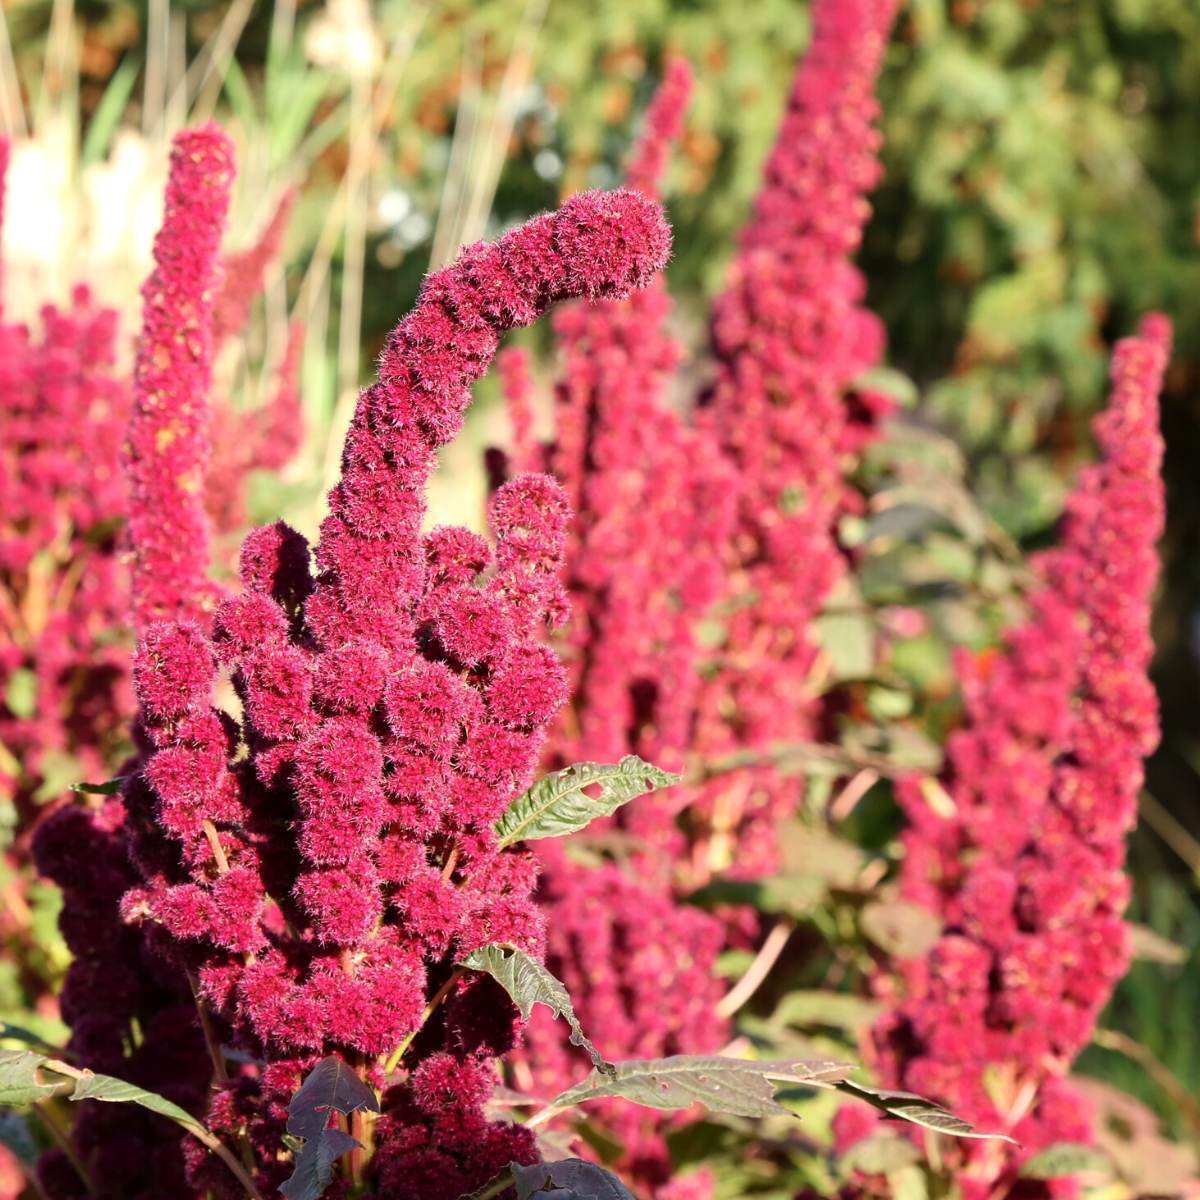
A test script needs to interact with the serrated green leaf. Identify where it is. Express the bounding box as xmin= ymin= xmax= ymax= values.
xmin=512 ymin=1158 xmax=637 ymax=1199
xmin=460 ymin=945 xmax=609 ymax=1073
xmin=835 ymin=1079 xmax=1017 ymax=1143
xmin=69 ymin=1071 xmax=207 ymax=1138
xmin=542 ymin=1055 xmax=854 ymax=1121
xmin=494 ymin=757 xmax=680 ymax=849
xmin=1019 ymin=1142 xmax=1113 ymax=1179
